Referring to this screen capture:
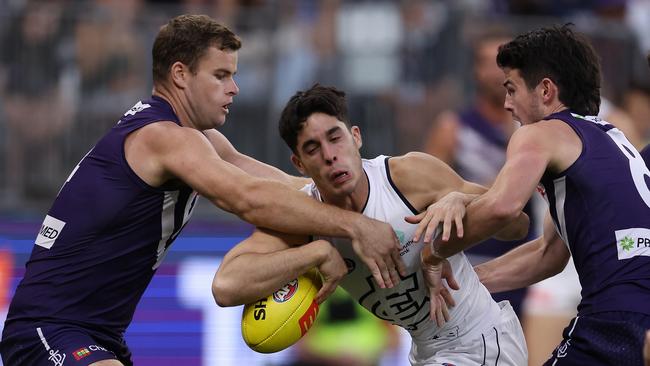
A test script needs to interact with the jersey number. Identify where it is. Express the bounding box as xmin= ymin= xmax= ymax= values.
xmin=607 ymin=128 xmax=650 ymax=208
